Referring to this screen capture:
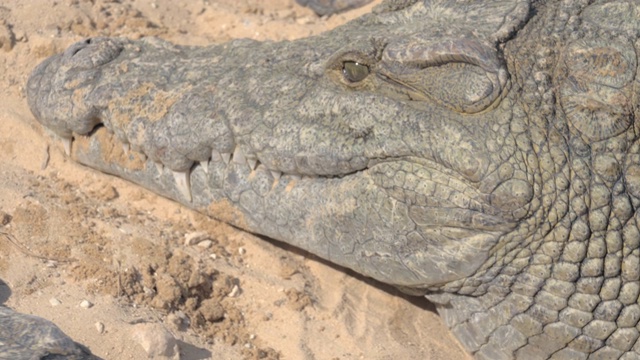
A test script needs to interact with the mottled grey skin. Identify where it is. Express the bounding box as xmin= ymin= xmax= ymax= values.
xmin=23 ymin=0 xmax=640 ymax=359
xmin=0 ymin=306 xmax=94 ymax=359
xmin=296 ymin=0 xmax=374 ymax=15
